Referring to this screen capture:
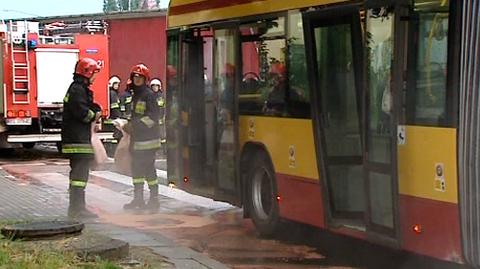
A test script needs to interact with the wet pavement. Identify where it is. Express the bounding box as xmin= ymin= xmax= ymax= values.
xmin=0 ymin=145 xmax=467 ymax=269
